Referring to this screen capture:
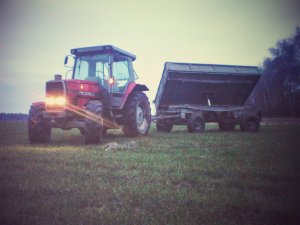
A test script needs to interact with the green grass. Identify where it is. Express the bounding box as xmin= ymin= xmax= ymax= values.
xmin=1 ymin=121 xmax=300 ymax=225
